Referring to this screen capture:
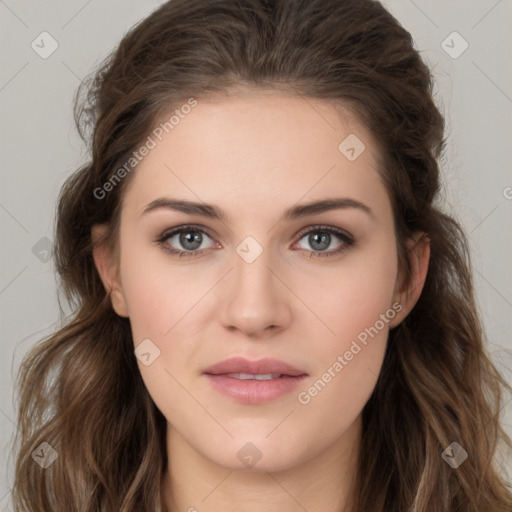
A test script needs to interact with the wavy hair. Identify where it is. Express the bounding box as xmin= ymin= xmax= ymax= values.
xmin=12 ymin=0 xmax=512 ymax=510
